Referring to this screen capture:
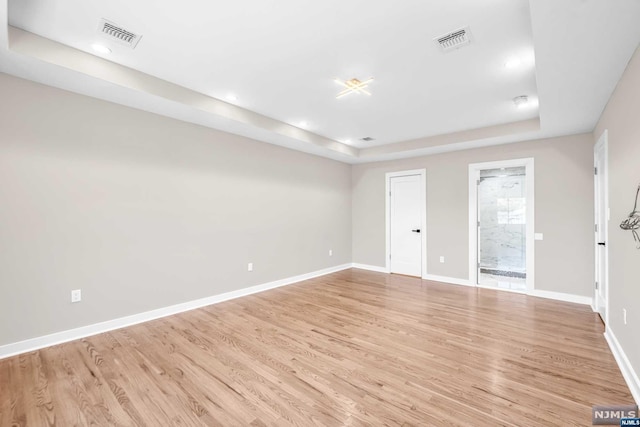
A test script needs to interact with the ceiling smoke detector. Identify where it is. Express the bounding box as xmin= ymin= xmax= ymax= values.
xmin=97 ymin=19 xmax=142 ymax=49
xmin=434 ymin=27 xmax=472 ymax=52
xmin=513 ymin=95 xmax=529 ymax=109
